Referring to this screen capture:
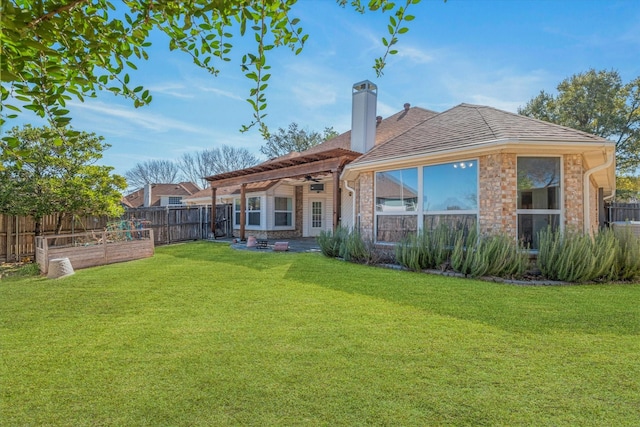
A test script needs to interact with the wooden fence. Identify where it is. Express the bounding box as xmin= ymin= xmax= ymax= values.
xmin=1 ymin=204 xmax=232 ymax=263
xmin=606 ymin=202 xmax=640 ymax=223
